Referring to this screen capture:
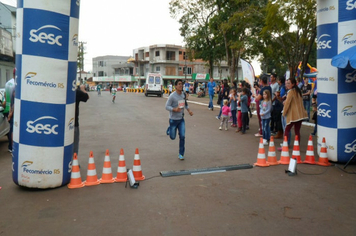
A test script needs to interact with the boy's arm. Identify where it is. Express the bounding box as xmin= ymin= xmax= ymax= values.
xmin=165 ymin=95 xmax=174 ymax=112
